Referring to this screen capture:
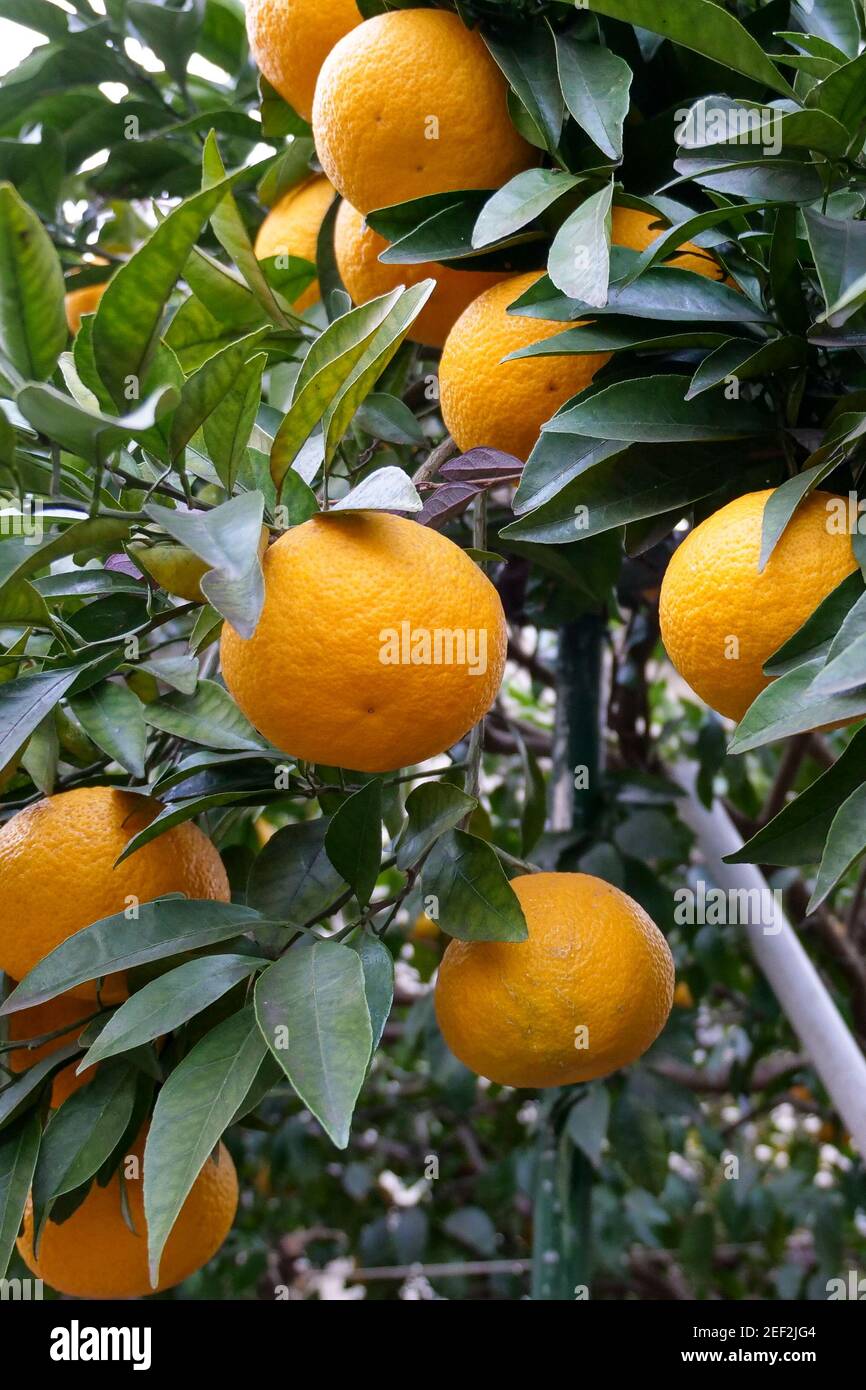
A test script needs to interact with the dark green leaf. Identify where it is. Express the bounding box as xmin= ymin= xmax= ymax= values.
xmin=546 ymin=375 xmax=771 ymax=442
xmin=421 ymin=829 xmax=528 ymax=942
xmin=555 ymin=33 xmax=632 ymax=160
xmin=0 ymin=181 xmax=66 ymax=382
xmin=585 ymin=0 xmax=794 ymax=97
xmin=254 ymin=939 xmax=372 ymax=1148
xmin=80 ymin=955 xmax=266 ymax=1069
xmin=725 ymin=725 xmax=866 ymax=866
xmin=395 ymin=781 xmax=478 ymax=871
xmin=144 ymin=1006 xmax=266 ymax=1285
xmin=0 ymin=1115 xmax=39 ymax=1279
xmin=247 ymin=819 xmax=344 ymax=926
xmin=348 ymin=932 xmax=394 ymax=1054
xmin=68 ymin=681 xmax=147 ymax=780
xmin=325 ymin=779 xmax=382 ymax=906
xmin=0 ymin=900 xmax=263 ymax=1012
